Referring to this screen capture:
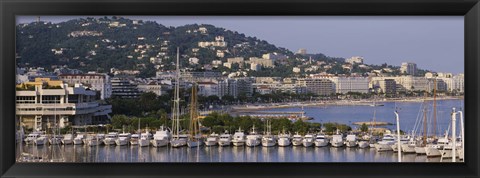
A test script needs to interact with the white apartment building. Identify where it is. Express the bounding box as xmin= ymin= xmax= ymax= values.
xmin=330 ymin=77 xmax=369 ymax=94
xmin=248 ymin=57 xmax=274 ymax=68
xmin=227 ymin=57 xmax=244 ymax=65
xmin=137 ymin=82 xmax=166 ymax=96
xmin=346 ymin=56 xmax=364 ymax=64
xmin=400 ymin=62 xmax=417 ymax=75
xmin=59 ymin=73 xmax=112 ymax=100
xmin=370 ymin=76 xmax=432 ymax=92
xmin=16 ymin=78 xmax=112 ymax=131
xmin=297 ymin=78 xmax=334 ymax=96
